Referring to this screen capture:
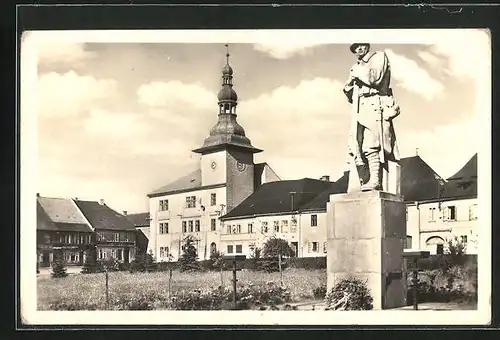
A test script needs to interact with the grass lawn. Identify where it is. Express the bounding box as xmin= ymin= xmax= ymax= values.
xmin=37 ymin=268 xmax=327 ymax=310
